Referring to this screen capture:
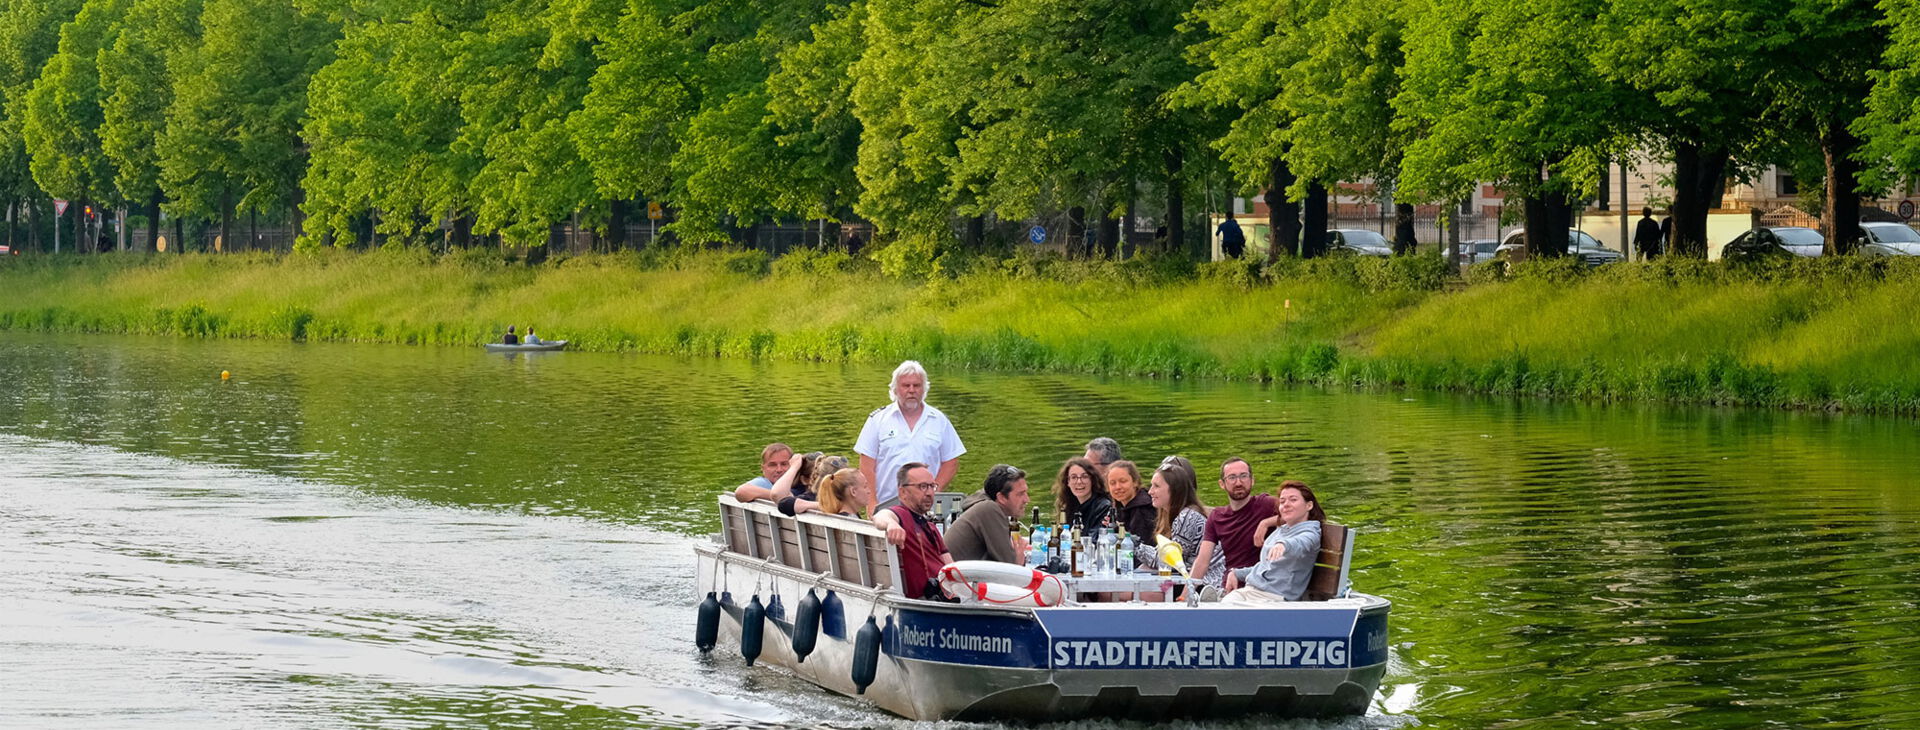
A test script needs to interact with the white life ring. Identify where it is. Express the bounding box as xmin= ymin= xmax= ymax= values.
xmin=937 ymin=560 xmax=1067 ymax=608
